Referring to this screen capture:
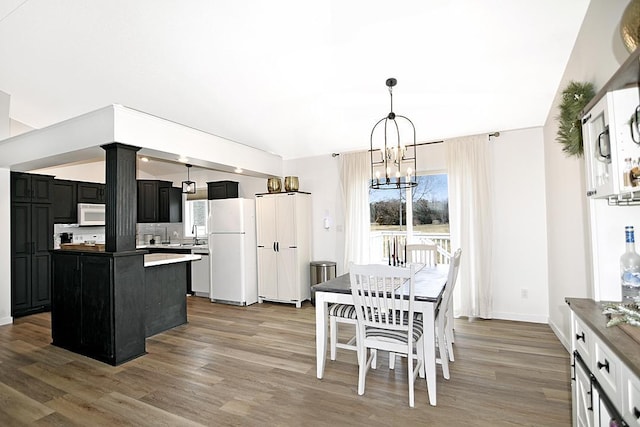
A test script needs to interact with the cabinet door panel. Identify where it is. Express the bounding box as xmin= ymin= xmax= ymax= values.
xmin=53 ymin=180 xmax=77 ymax=223
xmin=31 ymin=253 xmax=51 ymax=307
xmin=256 ymin=196 xmax=277 ymax=245
xmin=257 ymin=247 xmax=278 ymax=299
xmin=276 ymin=195 xmax=297 ymax=247
xmin=277 ymin=249 xmax=298 ymax=300
xmin=11 ymin=203 xmax=31 ymax=314
xmin=80 ymin=257 xmax=113 ymax=358
xmin=77 ymin=182 xmax=105 ymax=204
xmin=51 ymin=254 xmax=81 ymax=347
xmin=32 ymin=176 xmax=53 ymax=203
xmin=11 ymin=173 xmax=32 ymax=202
xmin=137 ymin=181 xmax=158 ymax=222
xmin=11 ymin=256 xmax=30 ymax=312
